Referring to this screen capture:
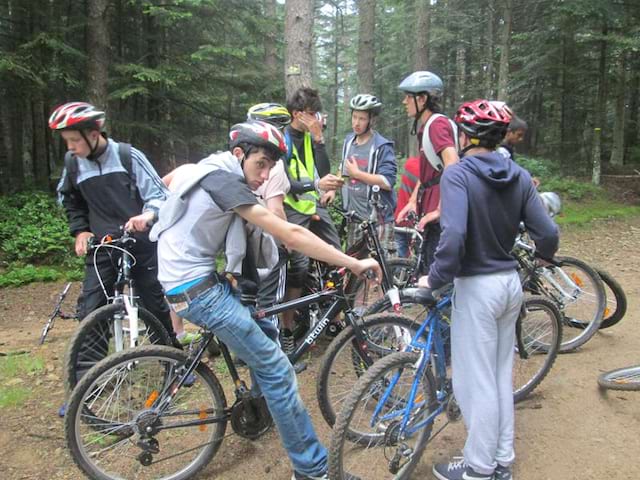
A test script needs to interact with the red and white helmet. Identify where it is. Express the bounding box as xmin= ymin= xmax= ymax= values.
xmin=48 ymin=102 xmax=106 ymax=131
xmin=454 ymin=99 xmax=511 ymax=146
xmin=229 ymin=121 xmax=288 ymax=159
